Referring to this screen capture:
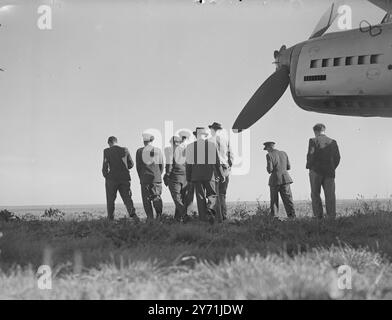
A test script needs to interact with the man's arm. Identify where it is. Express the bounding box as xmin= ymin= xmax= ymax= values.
xmin=135 ymin=149 xmax=142 ymax=179
xmin=164 ymin=147 xmax=174 ymax=176
xmin=286 ymin=153 xmax=291 ymax=171
xmin=227 ymin=140 xmax=234 ymax=168
xmin=125 ymin=148 xmax=134 ymax=169
xmin=102 ymin=150 xmax=109 ymax=178
xmin=214 ymin=147 xmax=224 ymax=180
xmin=306 ymin=139 xmax=314 ymax=169
xmin=333 ymin=140 xmax=341 ymax=169
xmin=158 ymin=149 xmax=164 ymax=175
xmin=266 ymin=154 xmax=273 ymax=174
xmin=185 ymin=145 xmax=192 ymax=182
